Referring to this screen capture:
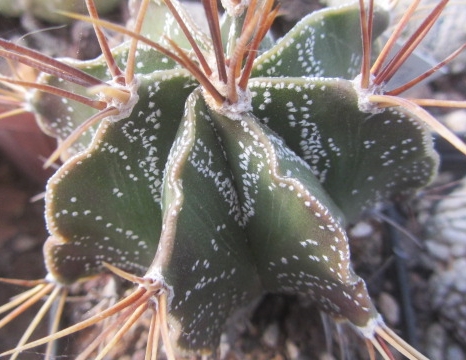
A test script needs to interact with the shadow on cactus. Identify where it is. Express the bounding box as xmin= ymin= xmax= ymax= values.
xmin=0 ymin=0 xmax=465 ymax=358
